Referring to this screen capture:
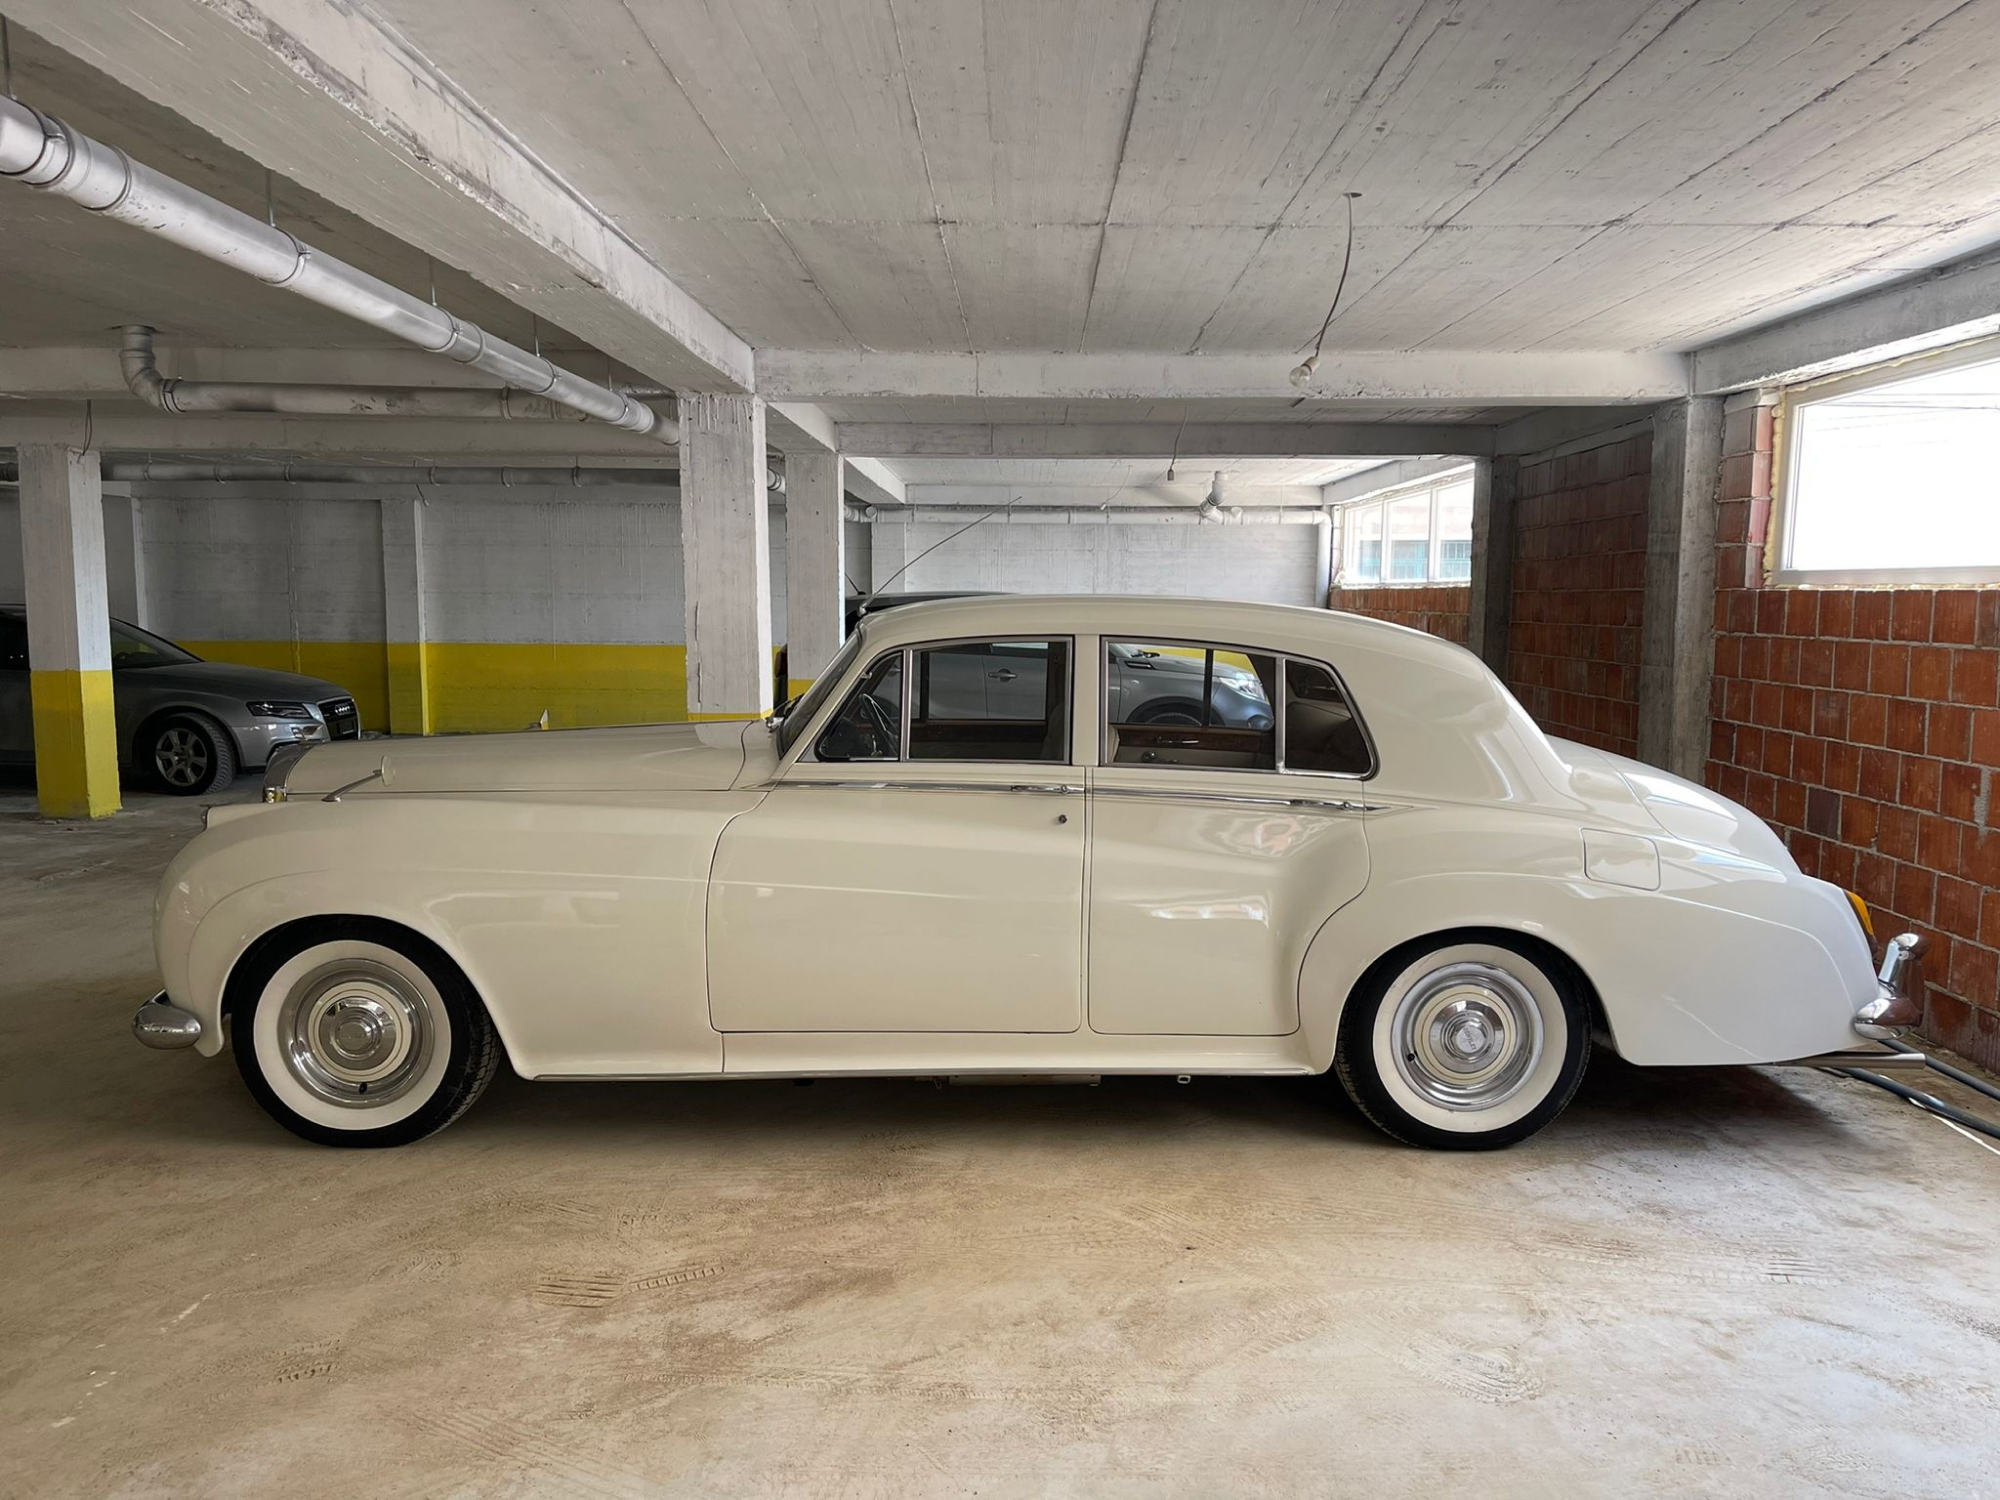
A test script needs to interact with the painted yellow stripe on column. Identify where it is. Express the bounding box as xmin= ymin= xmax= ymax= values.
xmin=30 ymin=669 xmax=120 ymax=819
xmin=385 ymin=642 xmax=432 ymax=737
xmin=785 ymin=678 xmax=817 ymax=700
